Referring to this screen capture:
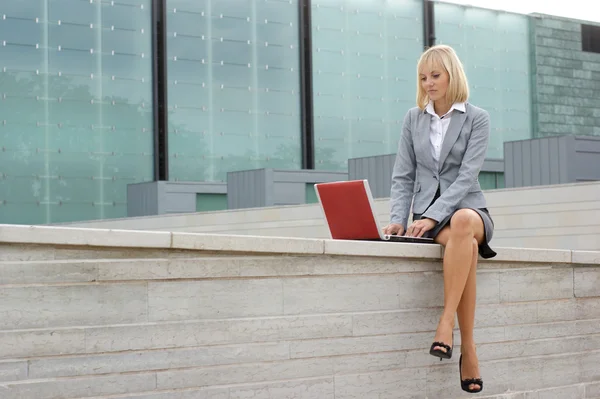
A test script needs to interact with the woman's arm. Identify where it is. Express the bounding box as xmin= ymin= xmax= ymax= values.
xmin=422 ymin=109 xmax=490 ymax=223
xmin=390 ymin=110 xmax=417 ymax=230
